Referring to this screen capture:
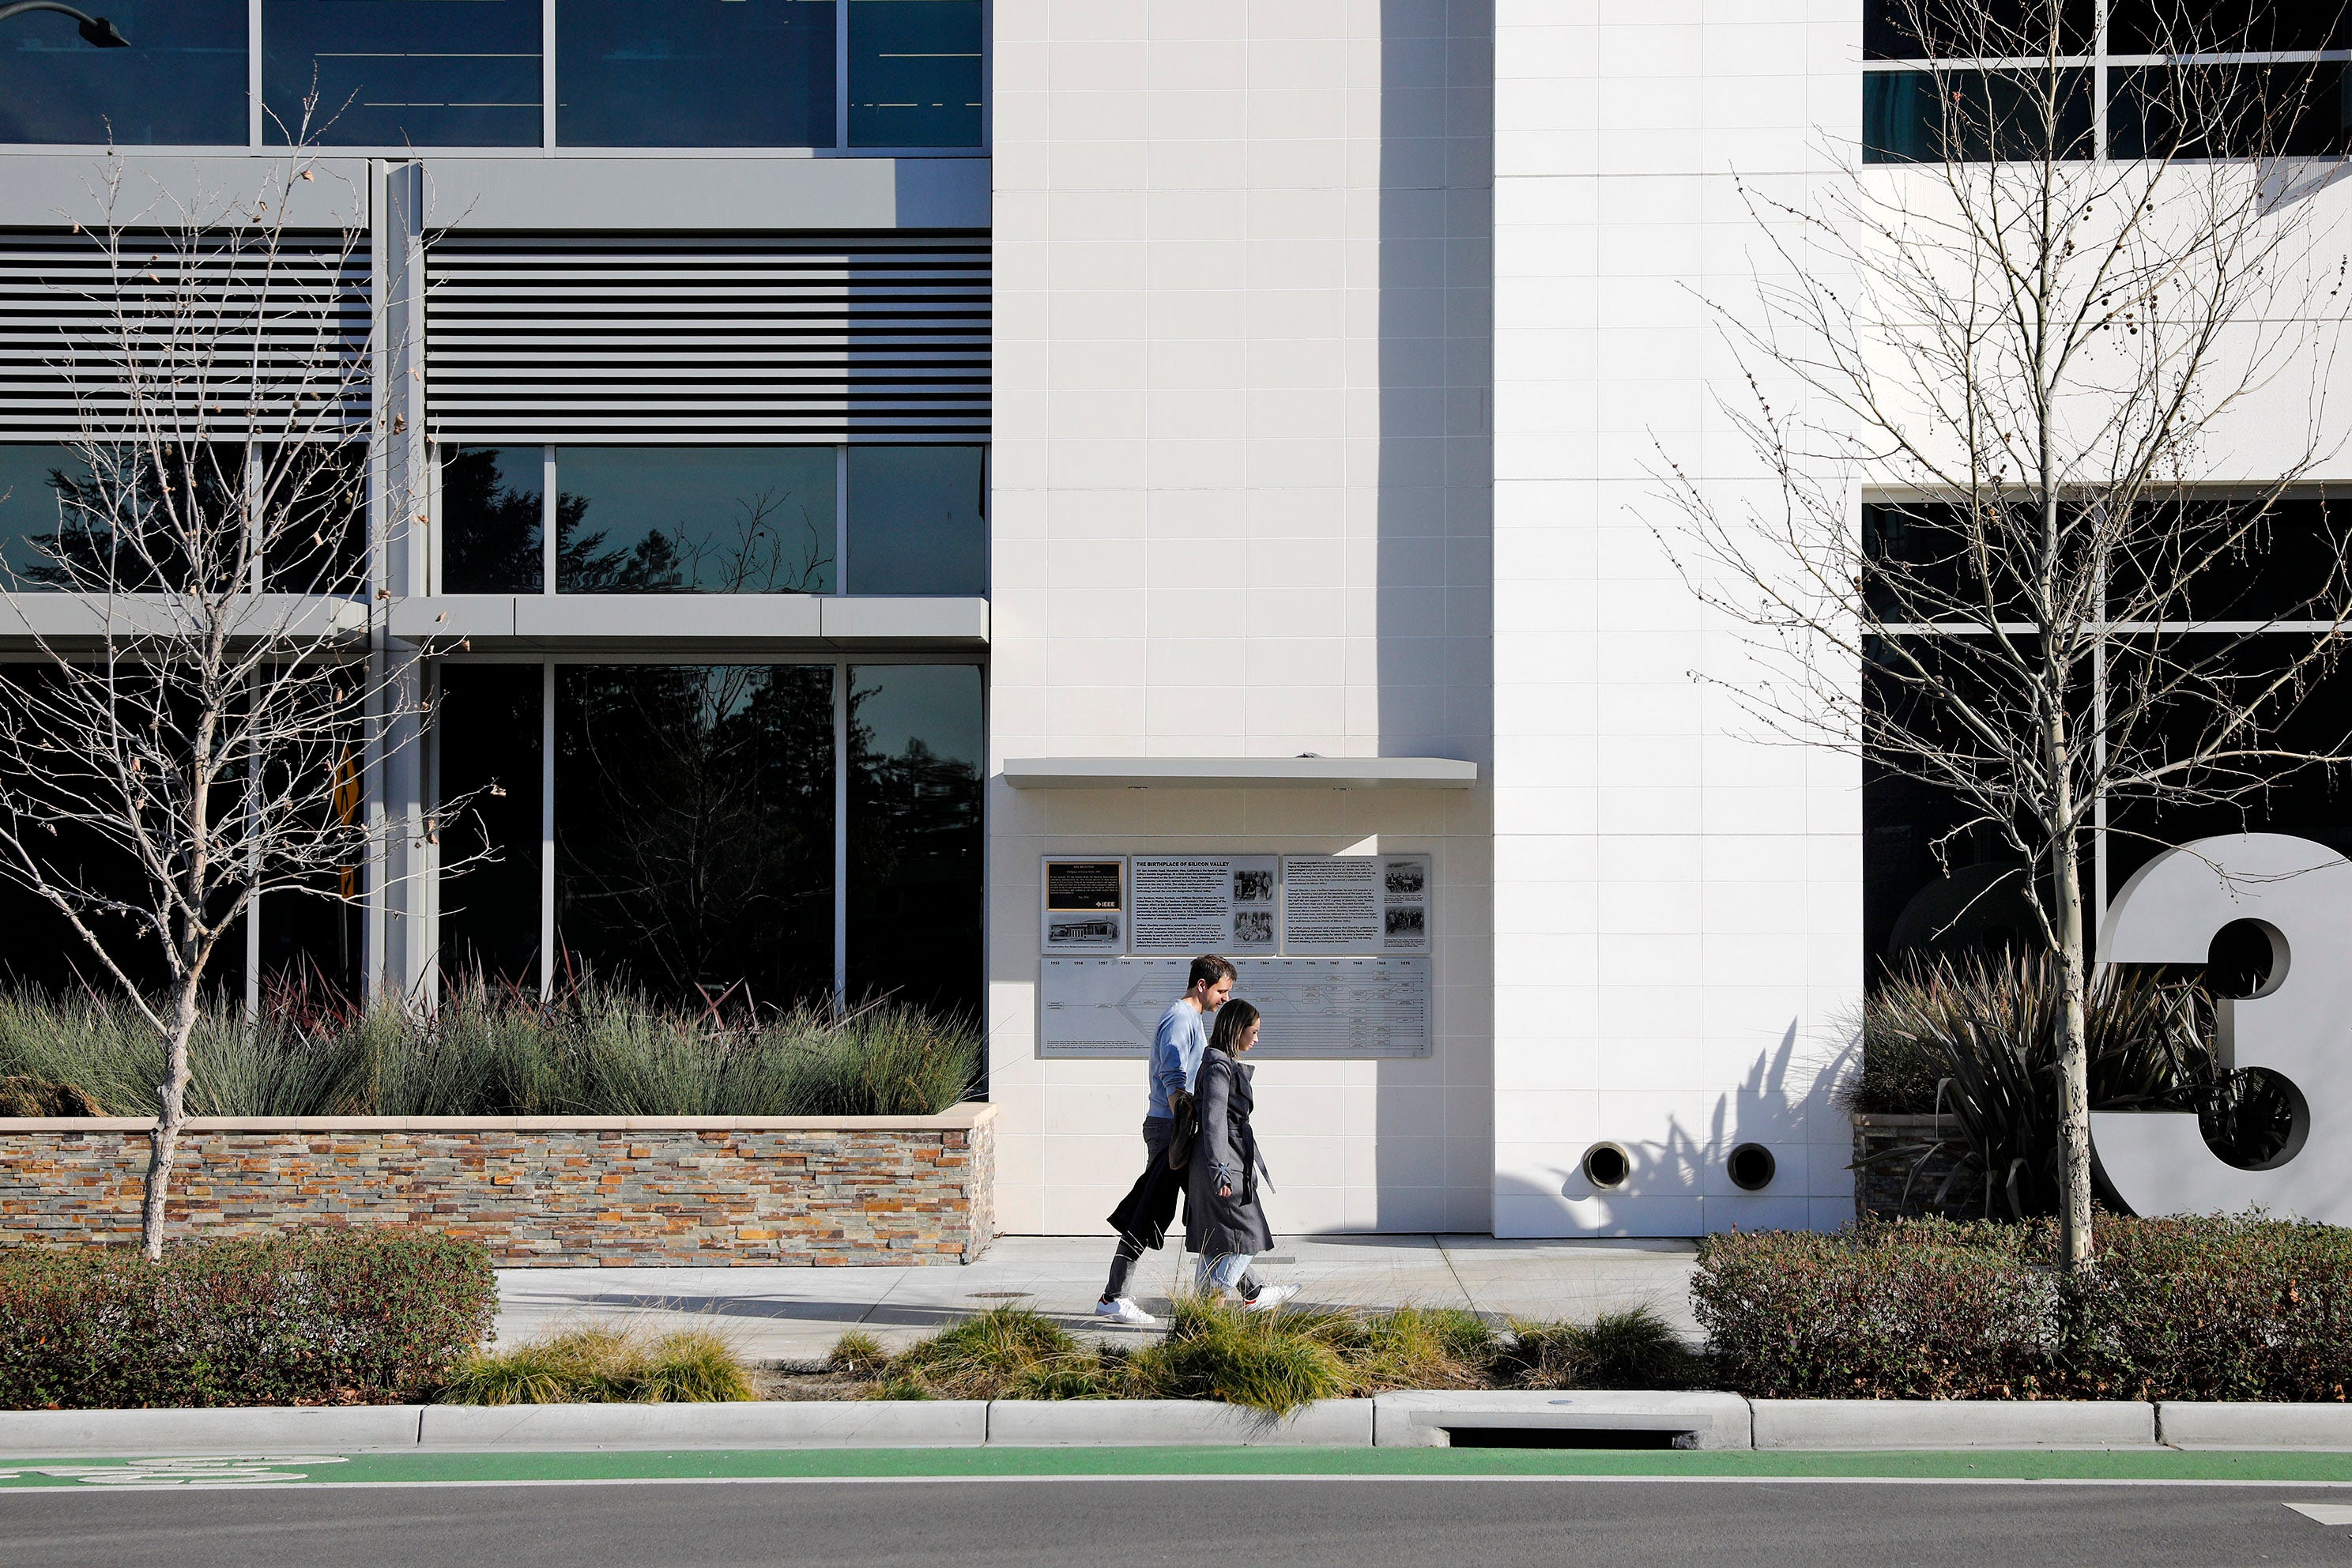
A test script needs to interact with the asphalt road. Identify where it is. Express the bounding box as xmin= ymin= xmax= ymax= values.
xmin=4 ymin=1477 xmax=2349 ymax=1568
